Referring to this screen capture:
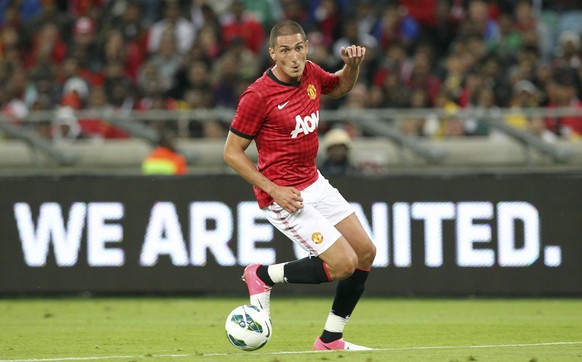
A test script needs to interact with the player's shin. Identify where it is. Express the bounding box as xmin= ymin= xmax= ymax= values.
xmin=321 ymin=268 xmax=369 ymax=342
